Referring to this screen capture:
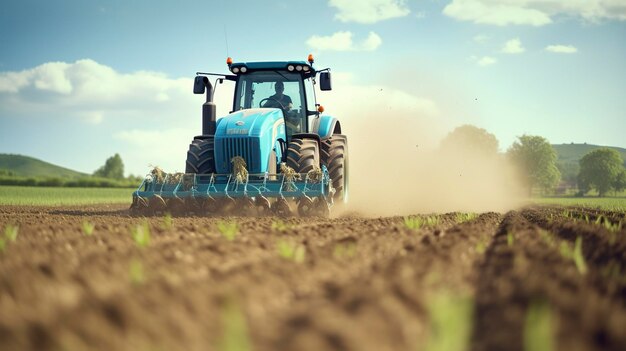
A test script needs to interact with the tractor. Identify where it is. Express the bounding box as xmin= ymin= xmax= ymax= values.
xmin=130 ymin=55 xmax=348 ymax=216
